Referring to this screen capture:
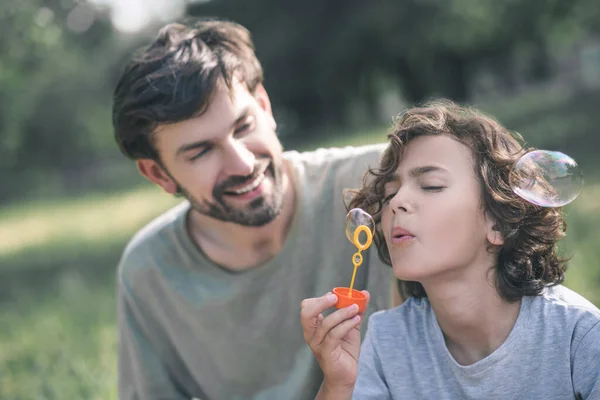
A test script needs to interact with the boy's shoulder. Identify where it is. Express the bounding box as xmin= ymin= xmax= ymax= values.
xmin=367 ymin=296 xmax=431 ymax=332
xmin=529 ymin=285 xmax=600 ymax=349
xmin=534 ymin=285 xmax=600 ymax=332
